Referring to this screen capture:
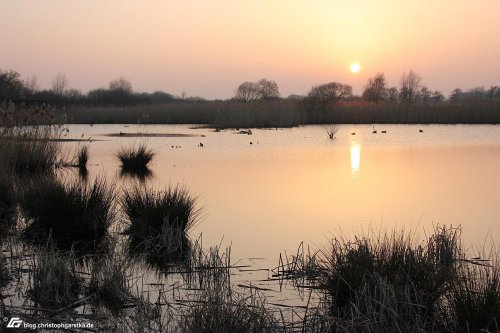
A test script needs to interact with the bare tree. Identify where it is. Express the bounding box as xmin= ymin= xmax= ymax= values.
xmin=235 ymin=79 xmax=280 ymax=101
xmin=235 ymin=81 xmax=260 ymax=102
xmin=419 ymin=86 xmax=432 ymax=103
xmin=431 ymin=90 xmax=444 ymax=103
xmin=52 ymin=73 xmax=68 ymax=95
xmin=306 ymin=82 xmax=352 ymax=110
xmin=387 ymin=87 xmax=399 ymax=103
xmin=466 ymin=87 xmax=487 ymax=101
xmin=66 ymin=88 xmax=83 ymax=99
xmin=449 ymin=88 xmax=464 ymax=102
xmin=257 ymin=78 xmax=280 ymax=99
xmin=109 ymin=77 xmax=133 ymax=94
xmin=399 ymin=70 xmax=422 ymax=103
xmin=487 ymin=86 xmax=499 ymax=100
xmin=362 ymin=73 xmax=388 ymax=103
xmin=23 ymin=75 xmax=39 ymax=95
